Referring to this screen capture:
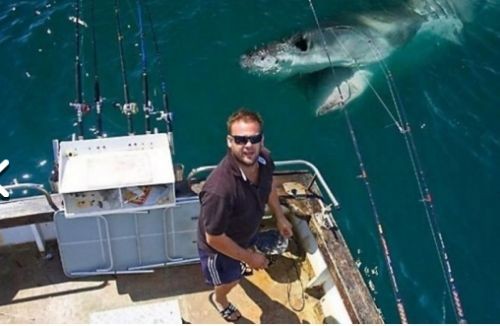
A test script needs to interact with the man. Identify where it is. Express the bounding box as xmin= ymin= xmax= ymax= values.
xmin=197 ymin=109 xmax=293 ymax=322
